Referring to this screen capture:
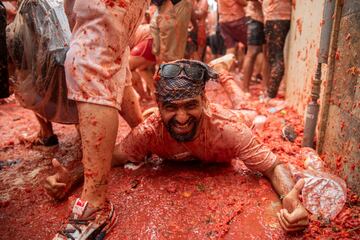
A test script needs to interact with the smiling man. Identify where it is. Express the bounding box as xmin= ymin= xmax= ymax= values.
xmin=45 ymin=60 xmax=309 ymax=234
